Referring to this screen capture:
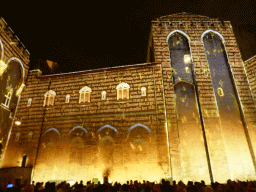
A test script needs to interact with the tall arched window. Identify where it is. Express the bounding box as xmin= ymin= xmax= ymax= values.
xmin=101 ymin=91 xmax=106 ymax=100
xmin=65 ymin=94 xmax=70 ymax=103
xmin=0 ymin=58 xmax=24 ymax=112
xmin=27 ymin=98 xmax=32 ymax=107
xmin=116 ymin=83 xmax=130 ymax=100
xmin=202 ymin=31 xmax=245 ymax=123
xmin=202 ymin=30 xmax=255 ymax=178
xmin=141 ymin=87 xmax=146 ymax=96
xmin=167 ymin=31 xmax=210 ymax=181
xmin=79 ymin=86 xmax=91 ymax=103
xmin=43 ymin=90 xmax=56 ymax=106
